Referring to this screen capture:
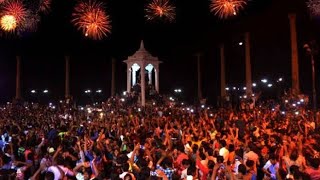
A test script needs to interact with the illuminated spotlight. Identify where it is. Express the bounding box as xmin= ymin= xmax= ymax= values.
xmin=59 ymin=100 xmax=63 ymax=103
xmin=207 ymin=107 xmax=210 ymax=110
xmin=292 ymin=103 xmax=296 ymax=107
xmin=121 ymin=98 xmax=125 ymax=102
xmin=187 ymin=108 xmax=190 ymax=111
xmin=181 ymin=102 xmax=184 ymax=105
xmin=210 ymin=114 xmax=213 ymax=117
xmin=238 ymin=42 xmax=243 ymax=46
xmin=52 ymin=106 xmax=56 ymax=109
xmin=261 ymin=79 xmax=268 ymax=83
xmin=49 ymin=102 xmax=52 ymax=106
xmin=285 ymin=100 xmax=288 ymax=103
xmin=252 ymin=83 xmax=257 ymax=87
xmin=240 ymin=96 xmax=242 ymax=99
xmin=190 ymin=109 xmax=194 ymax=113
xmin=252 ymin=94 xmax=255 ymax=97
xmin=267 ymin=84 xmax=273 ymax=87
xmin=243 ymin=95 xmax=247 ymax=98
xmin=153 ymin=102 xmax=156 ymax=105
xmin=43 ymin=89 xmax=49 ymax=93
xmin=233 ymin=87 xmax=236 ymax=90
xmin=201 ymin=105 xmax=205 ymax=108
xmin=138 ymin=108 xmax=141 ymax=112
xmin=225 ymin=87 xmax=230 ymax=91
xmin=295 ymin=111 xmax=299 ymax=115
xmin=281 ymin=111 xmax=285 ymax=115
xmin=278 ymin=78 xmax=283 ymax=82
xmin=272 ymin=108 xmax=275 ymax=111
xmin=243 ymin=87 xmax=247 ymax=90
xmin=182 ymin=108 xmax=185 ymax=111
xmin=31 ymin=90 xmax=36 ymax=93
xmin=297 ymin=102 xmax=301 ymax=105
xmin=300 ymin=99 xmax=304 ymax=102
xmin=96 ymin=89 xmax=102 ymax=93
xmin=85 ymin=89 xmax=91 ymax=93
xmin=80 ymin=107 xmax=84 ymax=111
xmin=123 ymin=91 xmax=127 ymax=96
xmin=178 ymin=89 xmax=182 ymax=92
